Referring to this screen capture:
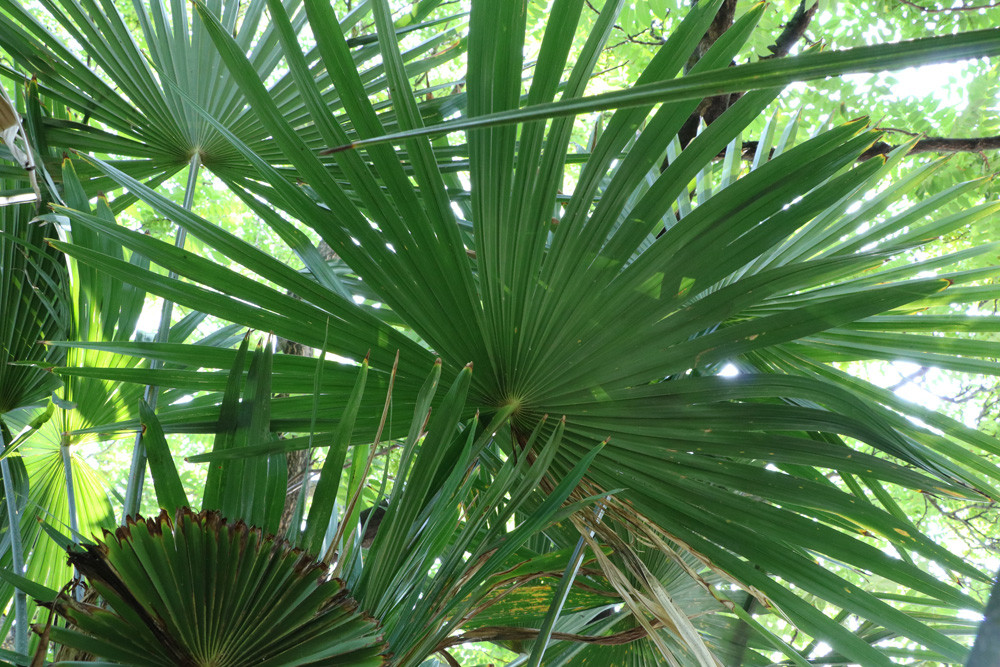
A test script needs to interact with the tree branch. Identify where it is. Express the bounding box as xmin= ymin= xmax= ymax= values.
xmin=713 ymin=134 xmax=1000 ymax=162
xmin=674 ymin=0 xmax=817 ymax=153
xmin=677 ymin=0 xmax=740 ymax=148
xmin=858 ymin=135 xmax=1000 ymax=160
xmin=689 ymin=0 xmax=739 ymax=67
xmin=437 ymin=648 xmax=462 ymax=667
xmin=763 ymin=2 xmax=819 ymax=60
xmin=896 ymin=0 xmax=1000 ymax=12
